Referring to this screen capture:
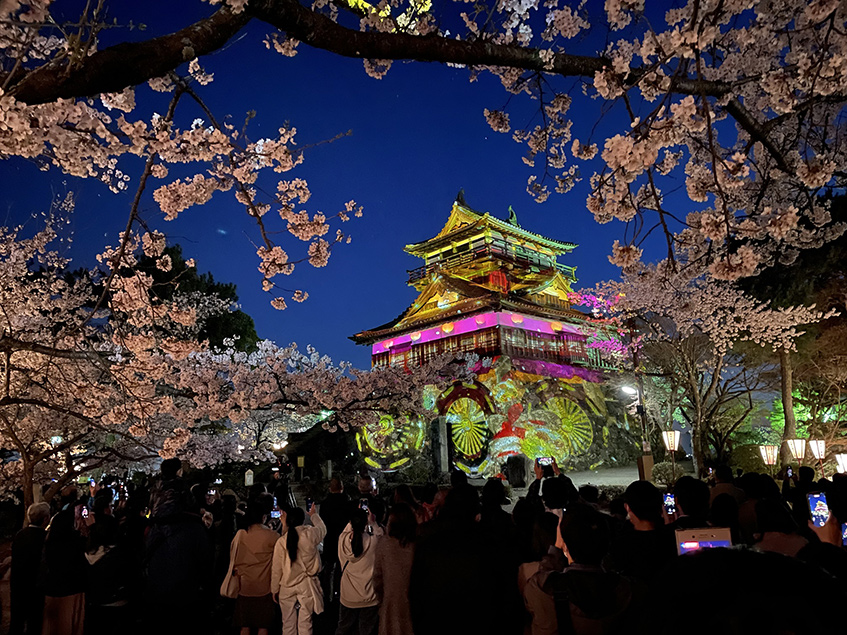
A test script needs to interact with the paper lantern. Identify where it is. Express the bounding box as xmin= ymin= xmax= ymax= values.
xmin=442 ymin=323 xmax=454 ymax=334
xmin=786 ymin=438 xmax=806 ymax=460
xmin=809 ymin=439 xmax=826 ymax=460
xmin=835 ymin=454 xmax=847 ymax=474
xmin=759 ymin=445 xmax=778 ymax=466
xmin=662 ymin=430 xmax=680 ymax=452
xmin=511 ymin=314 xmax=524 ymax=324
xmin=551 ymin=321 xmax=563 ymax=332
xmin=410 ymin=331 xmax=421 ymax=341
